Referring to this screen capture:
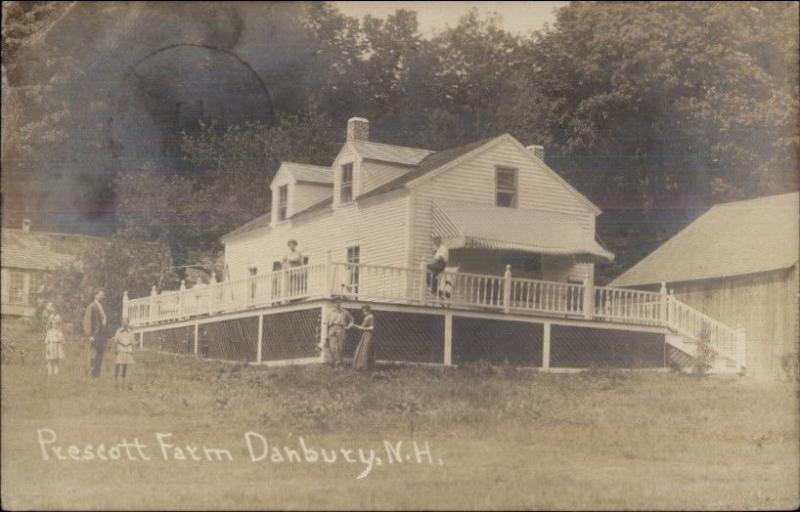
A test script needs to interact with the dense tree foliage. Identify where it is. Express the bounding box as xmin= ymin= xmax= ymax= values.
xmin=4 ymin=1 xmax=798 ymax=281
